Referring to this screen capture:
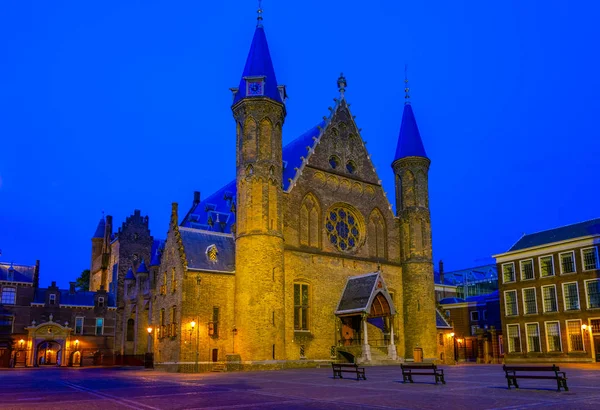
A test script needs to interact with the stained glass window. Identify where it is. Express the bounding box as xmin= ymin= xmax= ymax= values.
xmin=325 ymin=207 xmax=361 ymax=252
